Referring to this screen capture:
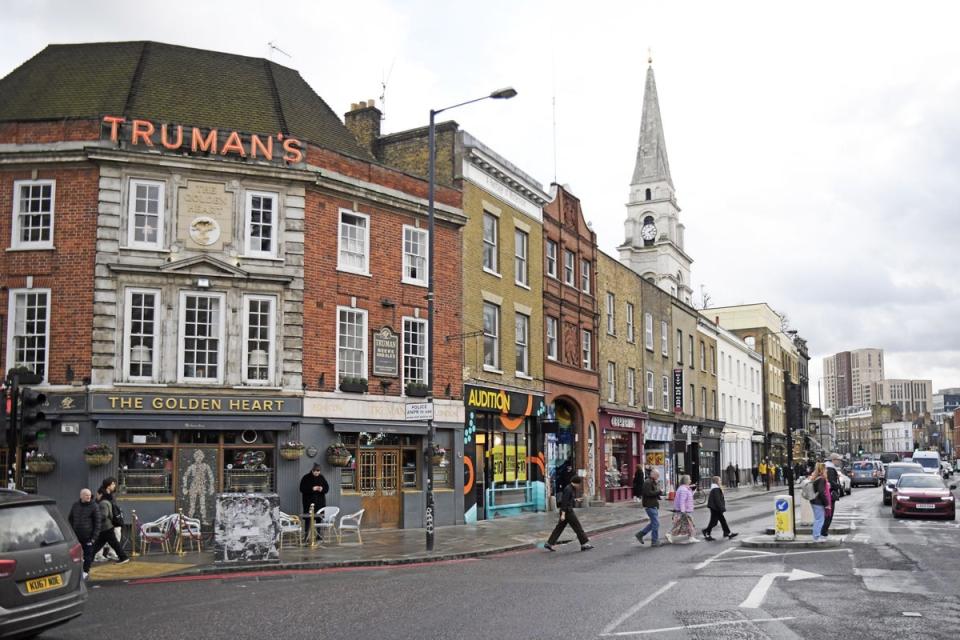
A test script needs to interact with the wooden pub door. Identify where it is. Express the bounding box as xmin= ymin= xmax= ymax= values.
xmin=358 ymin=449 xmax=401 ymax=528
